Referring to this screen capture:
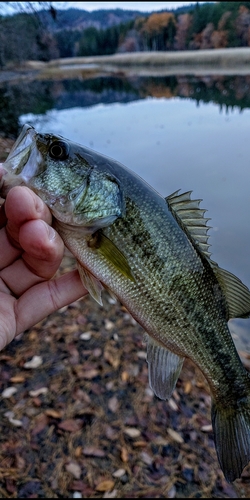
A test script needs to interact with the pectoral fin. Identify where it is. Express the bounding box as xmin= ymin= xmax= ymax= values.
xmin=145 ymin=334 xmax=184 ymax=400
xmin=90 ymin=231 xmax=135 ymax=282
xmin=77 ymin=262 xmax=103 ymax=306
